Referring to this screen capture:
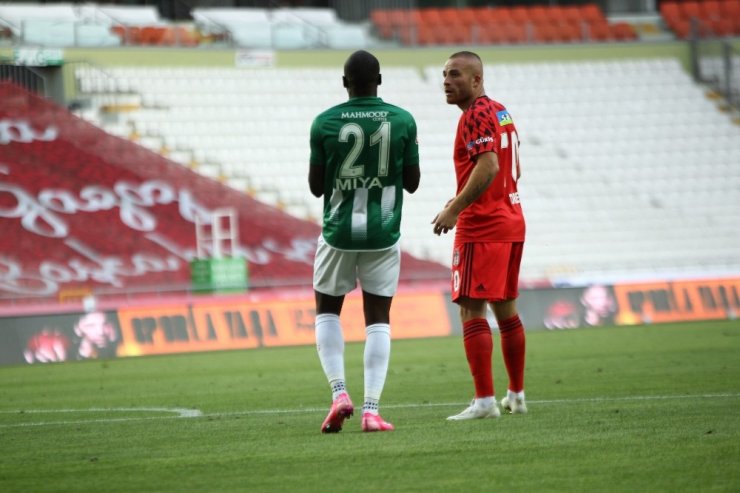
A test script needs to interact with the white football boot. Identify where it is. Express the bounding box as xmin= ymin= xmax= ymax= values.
xmin=501 ymin=394 xmax=528 ymax=414
xmin=447 ymin=399 xmax=501 ymax=421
